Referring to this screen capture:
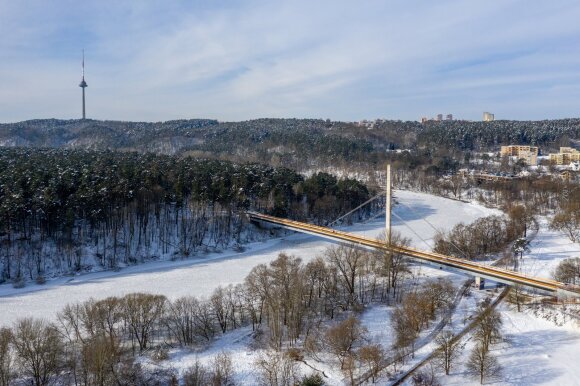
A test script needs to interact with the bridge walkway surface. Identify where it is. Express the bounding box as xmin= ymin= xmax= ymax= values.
xmin=247 ymin=211 xmax=580 ymax=299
